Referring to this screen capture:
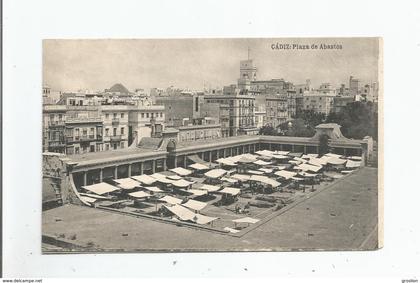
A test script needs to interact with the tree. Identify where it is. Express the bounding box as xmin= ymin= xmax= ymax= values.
xmin=259 ymin=124 xmax=277 ymax=136
xmin=326 ymin=101 xmax=378 ymax=140
xmin=319 ymin=134 xmax=330 ymax=156
xmin=278 ymin=118 xmax=316 ymax=137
